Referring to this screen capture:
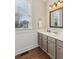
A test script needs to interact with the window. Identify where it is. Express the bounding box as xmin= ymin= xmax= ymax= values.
xmin=15 ymin=0 xmax=32 ymax=29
